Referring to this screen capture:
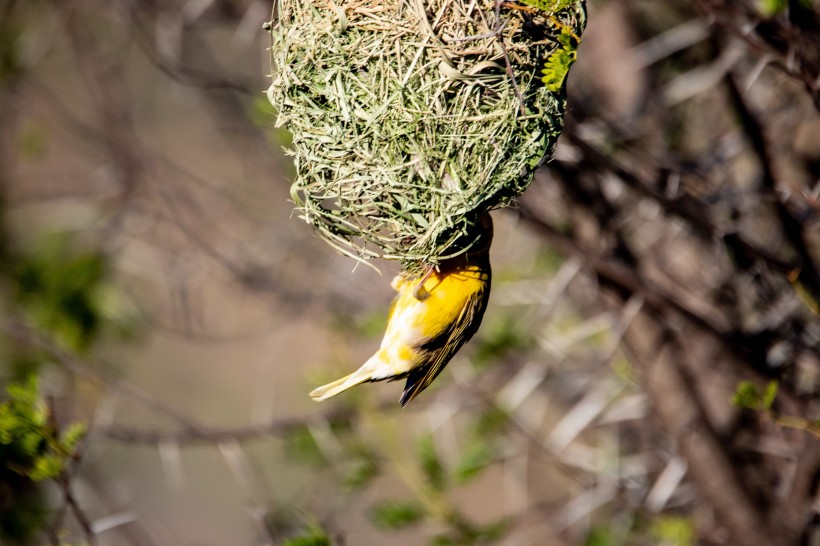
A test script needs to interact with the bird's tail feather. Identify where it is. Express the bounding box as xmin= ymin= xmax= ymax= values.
xmin=309 ymin=364 xmax=376 ymax=401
